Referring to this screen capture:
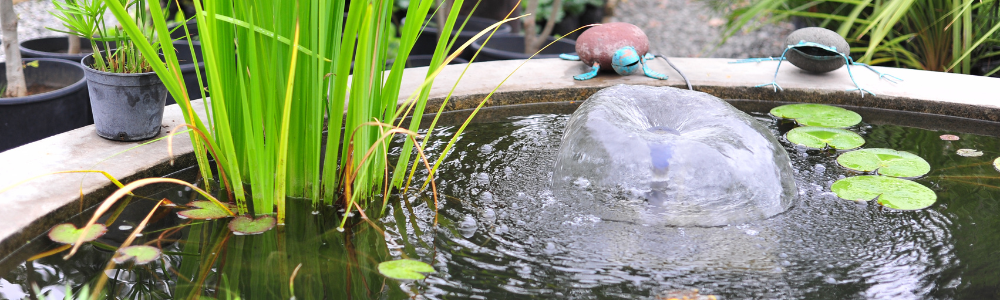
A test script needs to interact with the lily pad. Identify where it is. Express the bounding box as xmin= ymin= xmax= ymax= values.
xmin=836 ymin=148 xmax=930 ymax=178
xmin=114 ymin=245 xmax=161 ymax=265
xmin=831 ymin=175 xmax=937 ymax=210
xmin=177 ymin=201 xmax=236 ymax=220
xmin=378 ymin=259 xmax=436 ymax=280
xmin=939 ymin=134 xmax=960 ymax=141
xmin=786 ymin=126 xmax=865 ymax=150
xmin=770 ymin=103 xmax=862 ymax=128
xmin=228 ymin=215 xmax=276 ymax=235
xmin=48 ymin=224 xmax=107 ymax=245
xmin=956 ymin=149 xmax=983 ymax=157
